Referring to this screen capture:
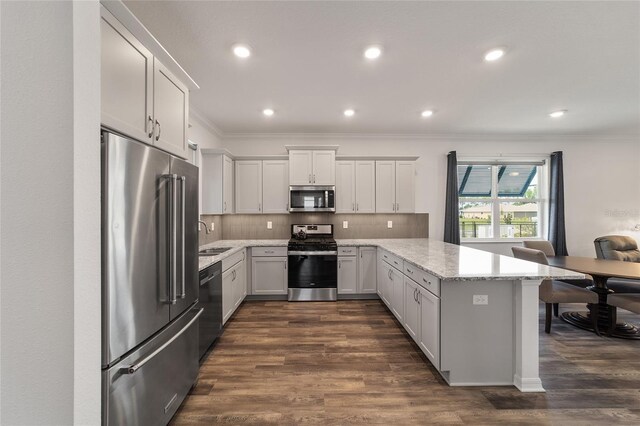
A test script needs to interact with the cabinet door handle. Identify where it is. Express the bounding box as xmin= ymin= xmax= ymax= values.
xmin=284 ymin=260 xmax=287 ymax=270
xmin=356 ymin=203 xmax=359 ymax=211
xmin=258 ymin=203 xmax=261 ymax=212
xmin=352 ymin=203 xmax=355 ymax=211
xmin=413 ymin=288 xmax=417 ymax=302
xmin=417 ymin=291 xmax=421 ymax=304
xmin=339 ymin=260 xmax=341 ymax=269
xmin=392 ymin=203 xmax=395 ymax=211
xmin=309 ymin=174 xmax=312 ymax=183
xmin=155 ymin=120 xmax=161 ymax=141
xmin=396 ymin=203 xmax=399 ymax=211
xmin=147 ymin=115 xmax=154 ymax=138
xmin=313 ymin=174 xmax=316 ymax=183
